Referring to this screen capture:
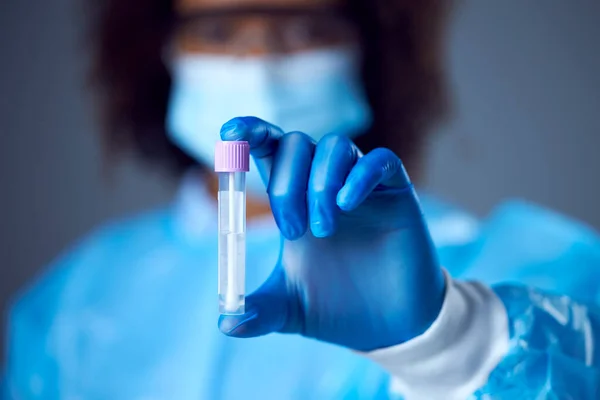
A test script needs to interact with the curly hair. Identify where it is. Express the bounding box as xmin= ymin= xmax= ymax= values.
xmin=87 ymin=0 xmax=451 ymax=176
